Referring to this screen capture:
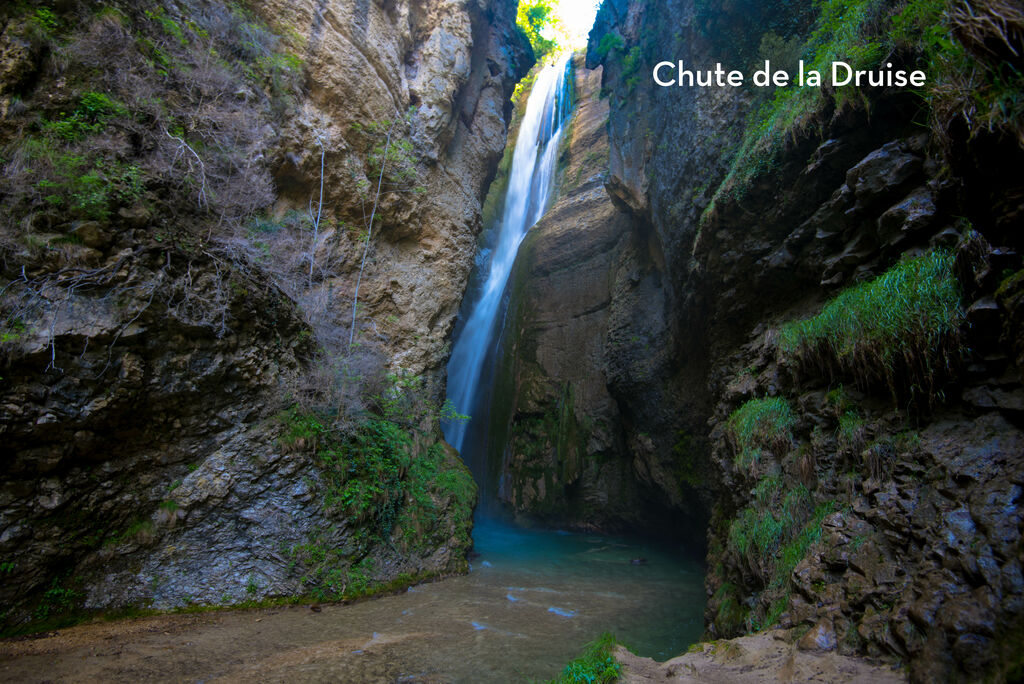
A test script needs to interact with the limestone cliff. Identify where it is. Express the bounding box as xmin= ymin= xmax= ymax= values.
xmin=580 ymin=0 xmax=1024 ymax=680
xmin=0 ymin=0 xmax=528 ymax=630
xmin=492 ymin=54 xmax=708 ymax=539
